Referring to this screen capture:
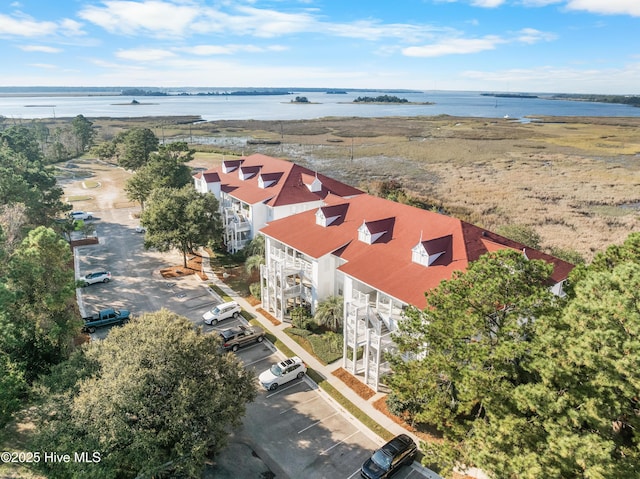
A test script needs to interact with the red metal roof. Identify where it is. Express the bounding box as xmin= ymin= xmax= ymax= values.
xmin=195 ymin=154 xmax=362 ymax=206
xmin=260 ymin=194 xmax=574 ymax=309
